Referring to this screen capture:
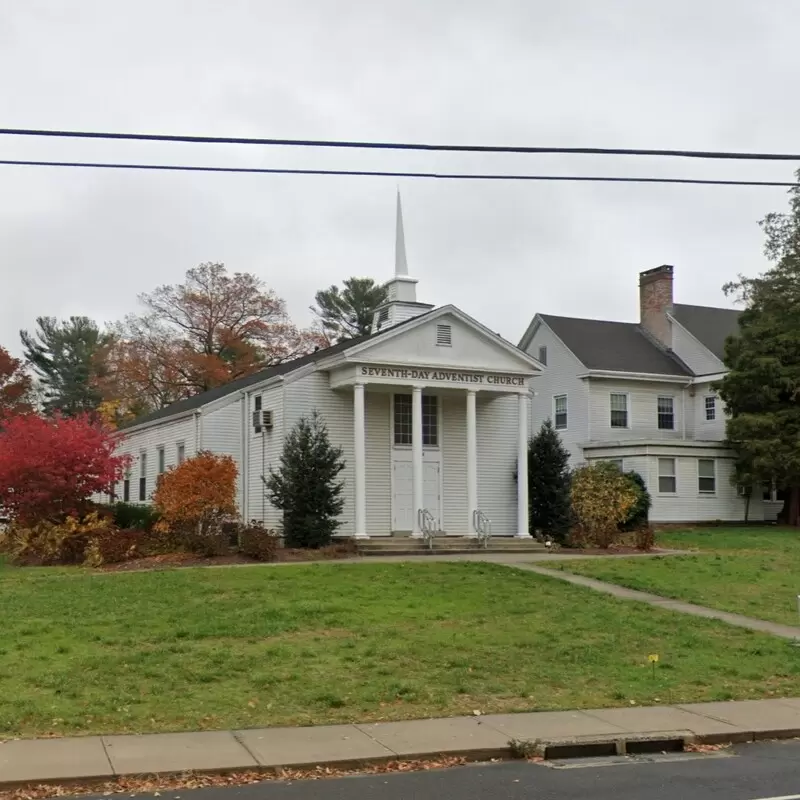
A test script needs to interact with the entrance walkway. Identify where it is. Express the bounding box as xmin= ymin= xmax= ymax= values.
xmin=515 ymin=564 xmax=800 ymax=641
